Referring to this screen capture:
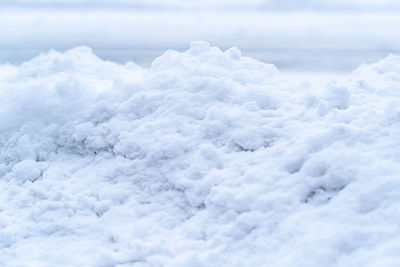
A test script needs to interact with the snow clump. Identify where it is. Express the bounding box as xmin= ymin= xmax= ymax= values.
xmin=1 ymin=42 xmax=400 ymax=266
